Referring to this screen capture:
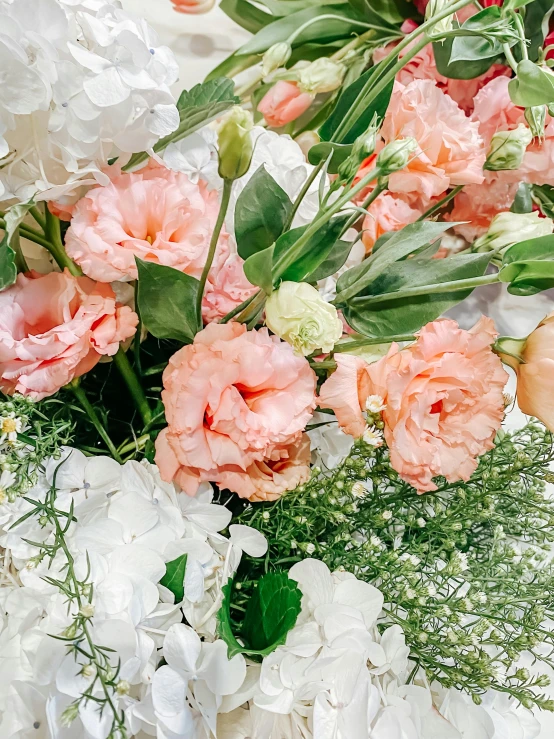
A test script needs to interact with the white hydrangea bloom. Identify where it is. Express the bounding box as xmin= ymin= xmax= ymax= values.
xmin=0 ymin=0 xmax=179 ymax=204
